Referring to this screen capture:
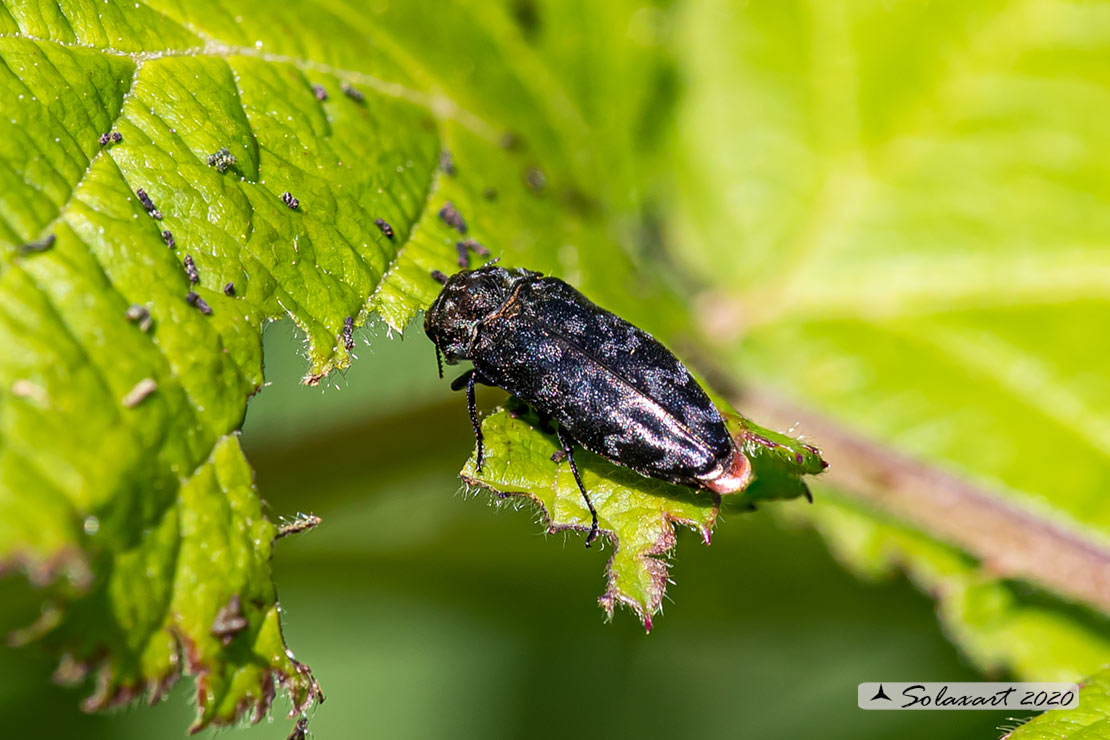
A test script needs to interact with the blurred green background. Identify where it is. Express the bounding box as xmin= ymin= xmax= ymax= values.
xmin=0 ymin=324 xmax=1031 ymax=739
